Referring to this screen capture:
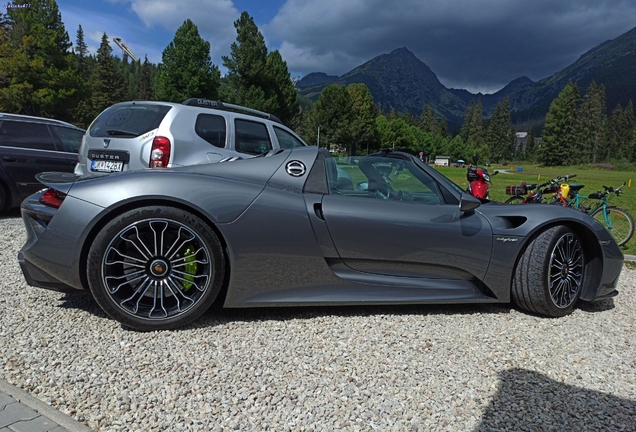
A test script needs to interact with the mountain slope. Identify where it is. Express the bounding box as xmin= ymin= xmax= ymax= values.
xmin=506 ymin=25 xmax=636 ymax=126
xmin=298 ymin=48 xmax=469 ymax=124
xmin=297 ymin=26 xmax=636 ymax=129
